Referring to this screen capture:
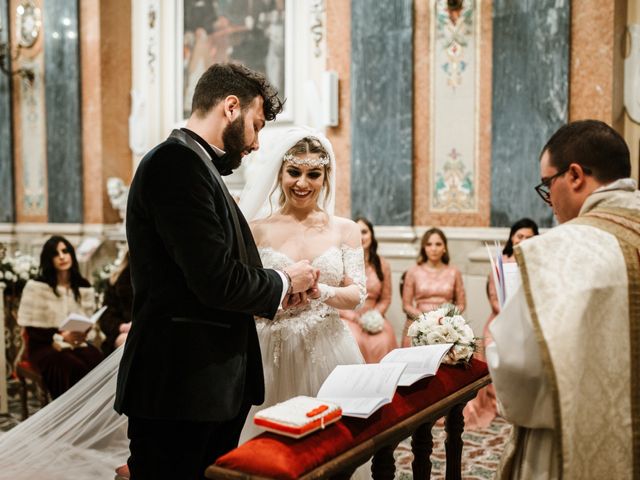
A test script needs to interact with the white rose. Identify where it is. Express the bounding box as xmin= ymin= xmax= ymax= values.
xmin=19 ymin=272 xmax=29 ymax=280
xmin=426 ymin=330 xmax=447 ymax=344
xmin=451 ymin=315 xmax=466 ymax=329
xmin=407 ymin=321 xmax=420 ymax=337
xmin=417 ymin=320 xmax=433 ymax=334
xmin=5 ymin=272 xmax=14 ymax=281
xmin=0 ymin=271 xmax=4 ymax=279
xmin=461 ymin=324 xmax=474 ymax=340
xmin=439 ymin=324 xmax=459 ymax=343
xmin=451 ymin=344 xmax=474 ymax=362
